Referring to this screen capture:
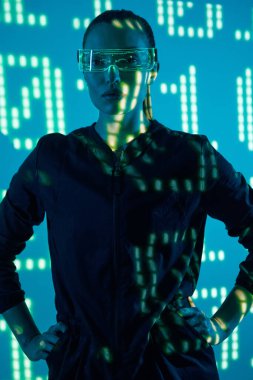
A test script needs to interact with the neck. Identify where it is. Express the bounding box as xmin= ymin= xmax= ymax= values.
xmin=95 ymin=109 xmax=151 ymax=151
